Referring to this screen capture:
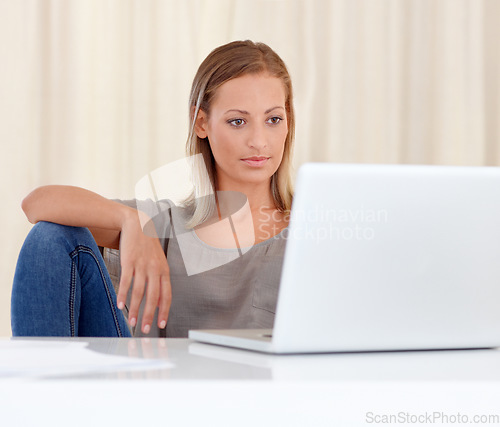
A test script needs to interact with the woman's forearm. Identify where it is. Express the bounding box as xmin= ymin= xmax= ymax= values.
xmin=21 ymin=185 xmax=137 ymax=247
